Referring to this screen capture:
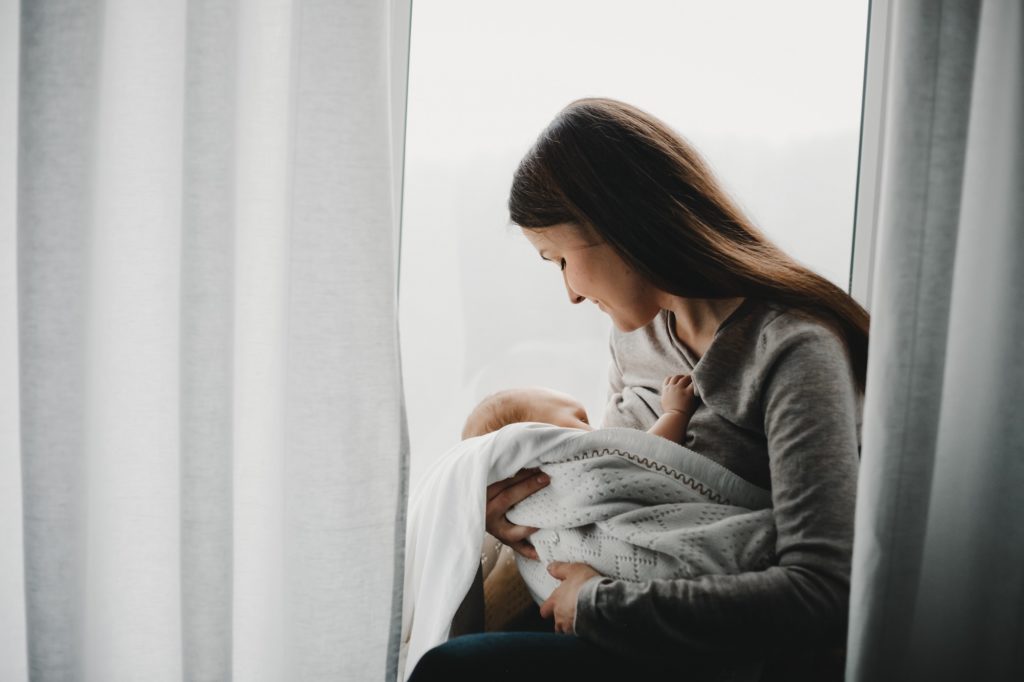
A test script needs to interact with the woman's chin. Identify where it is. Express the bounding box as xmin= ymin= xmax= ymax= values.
xmin=611 ymin=317 xmax=642 ymax=333
xmin=608 ymin=310 xmax=658 ymax=333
